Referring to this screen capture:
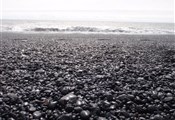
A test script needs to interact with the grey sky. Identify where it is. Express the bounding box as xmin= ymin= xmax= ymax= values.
xmin=1 ymin=0 xmax=174 ymax=22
